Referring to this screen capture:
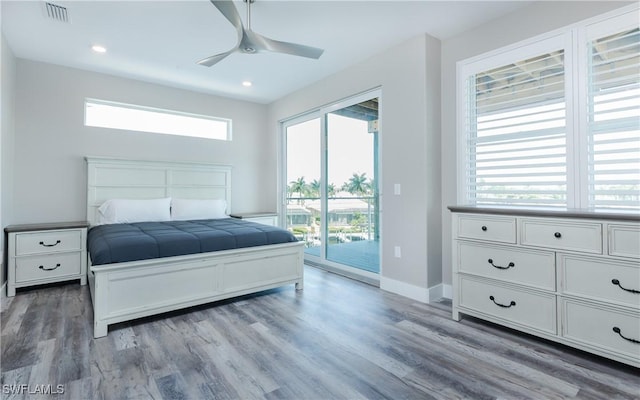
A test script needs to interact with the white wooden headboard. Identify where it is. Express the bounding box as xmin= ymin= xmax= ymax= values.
xmin=86 ymin=157 xmax=232 ymax=226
